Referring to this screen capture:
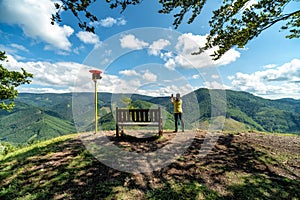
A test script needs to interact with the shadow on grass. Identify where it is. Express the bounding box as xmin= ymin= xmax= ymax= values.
xmin=197 ymin=134 xmax=300 ymax=199
xmin=0 ymin=133 xmax=299 ymax=199
xmin=0 ymin=137 xmax=130 ymax=199
xmin=138 ymin=133 xmax=300 ymax=199
xmin=224 ymin=174 xmax=300 ymax=200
